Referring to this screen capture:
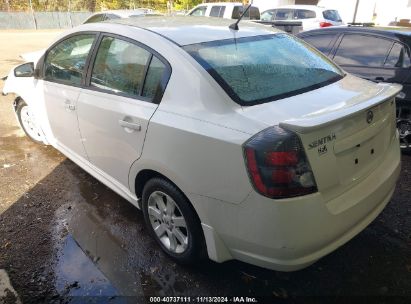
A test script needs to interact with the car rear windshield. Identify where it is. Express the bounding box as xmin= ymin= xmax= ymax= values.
xmin=323 ymin=10 xmax=342 ymax=22
xmin=183 ymin=34 xmax=344 ymax=106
